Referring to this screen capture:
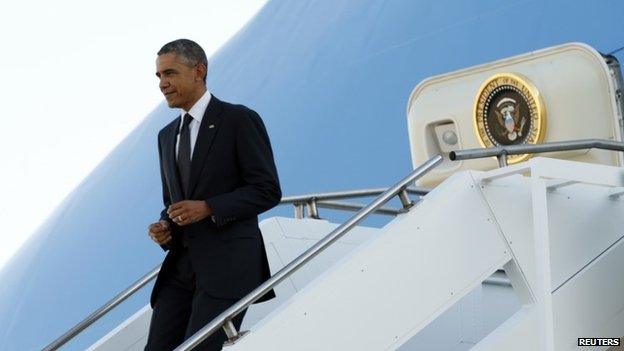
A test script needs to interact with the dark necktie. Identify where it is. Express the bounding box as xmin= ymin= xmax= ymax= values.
xmin=177 ymin=113 xmax=193 ymax=198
